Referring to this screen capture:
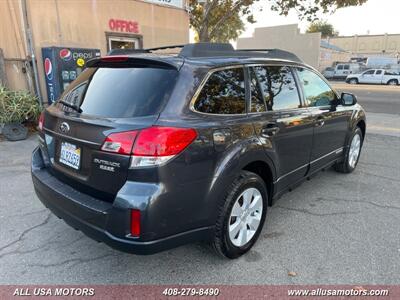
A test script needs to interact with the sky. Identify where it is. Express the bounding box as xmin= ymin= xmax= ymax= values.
xmin=239 ymin=0 xmax=400 ymax=38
